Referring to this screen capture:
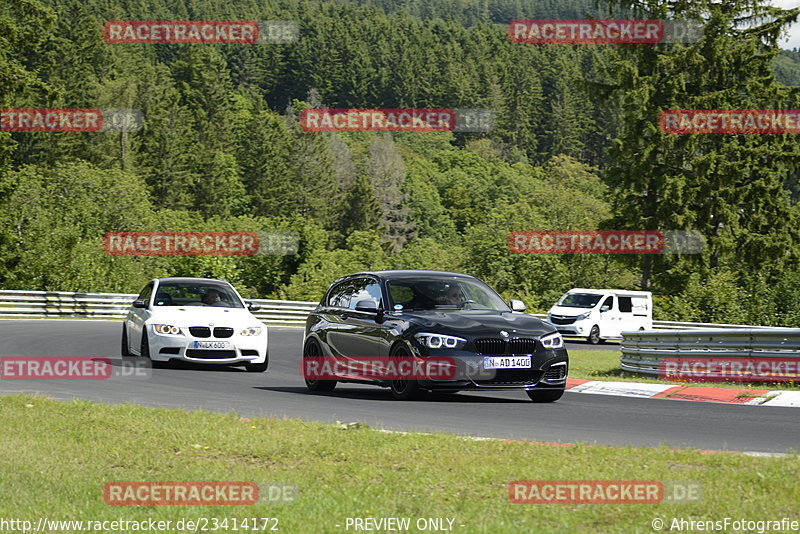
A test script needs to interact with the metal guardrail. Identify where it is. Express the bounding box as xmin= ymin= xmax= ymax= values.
xmin=0 ymin=289 xmax=793 ymax=330
xmin=620 ymin=329 xmax=800 ymax=375
xmin=529 ymin=314 xmax=781 ymax=332
xmin=0 ymin=289 xmax=318 ymax=326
